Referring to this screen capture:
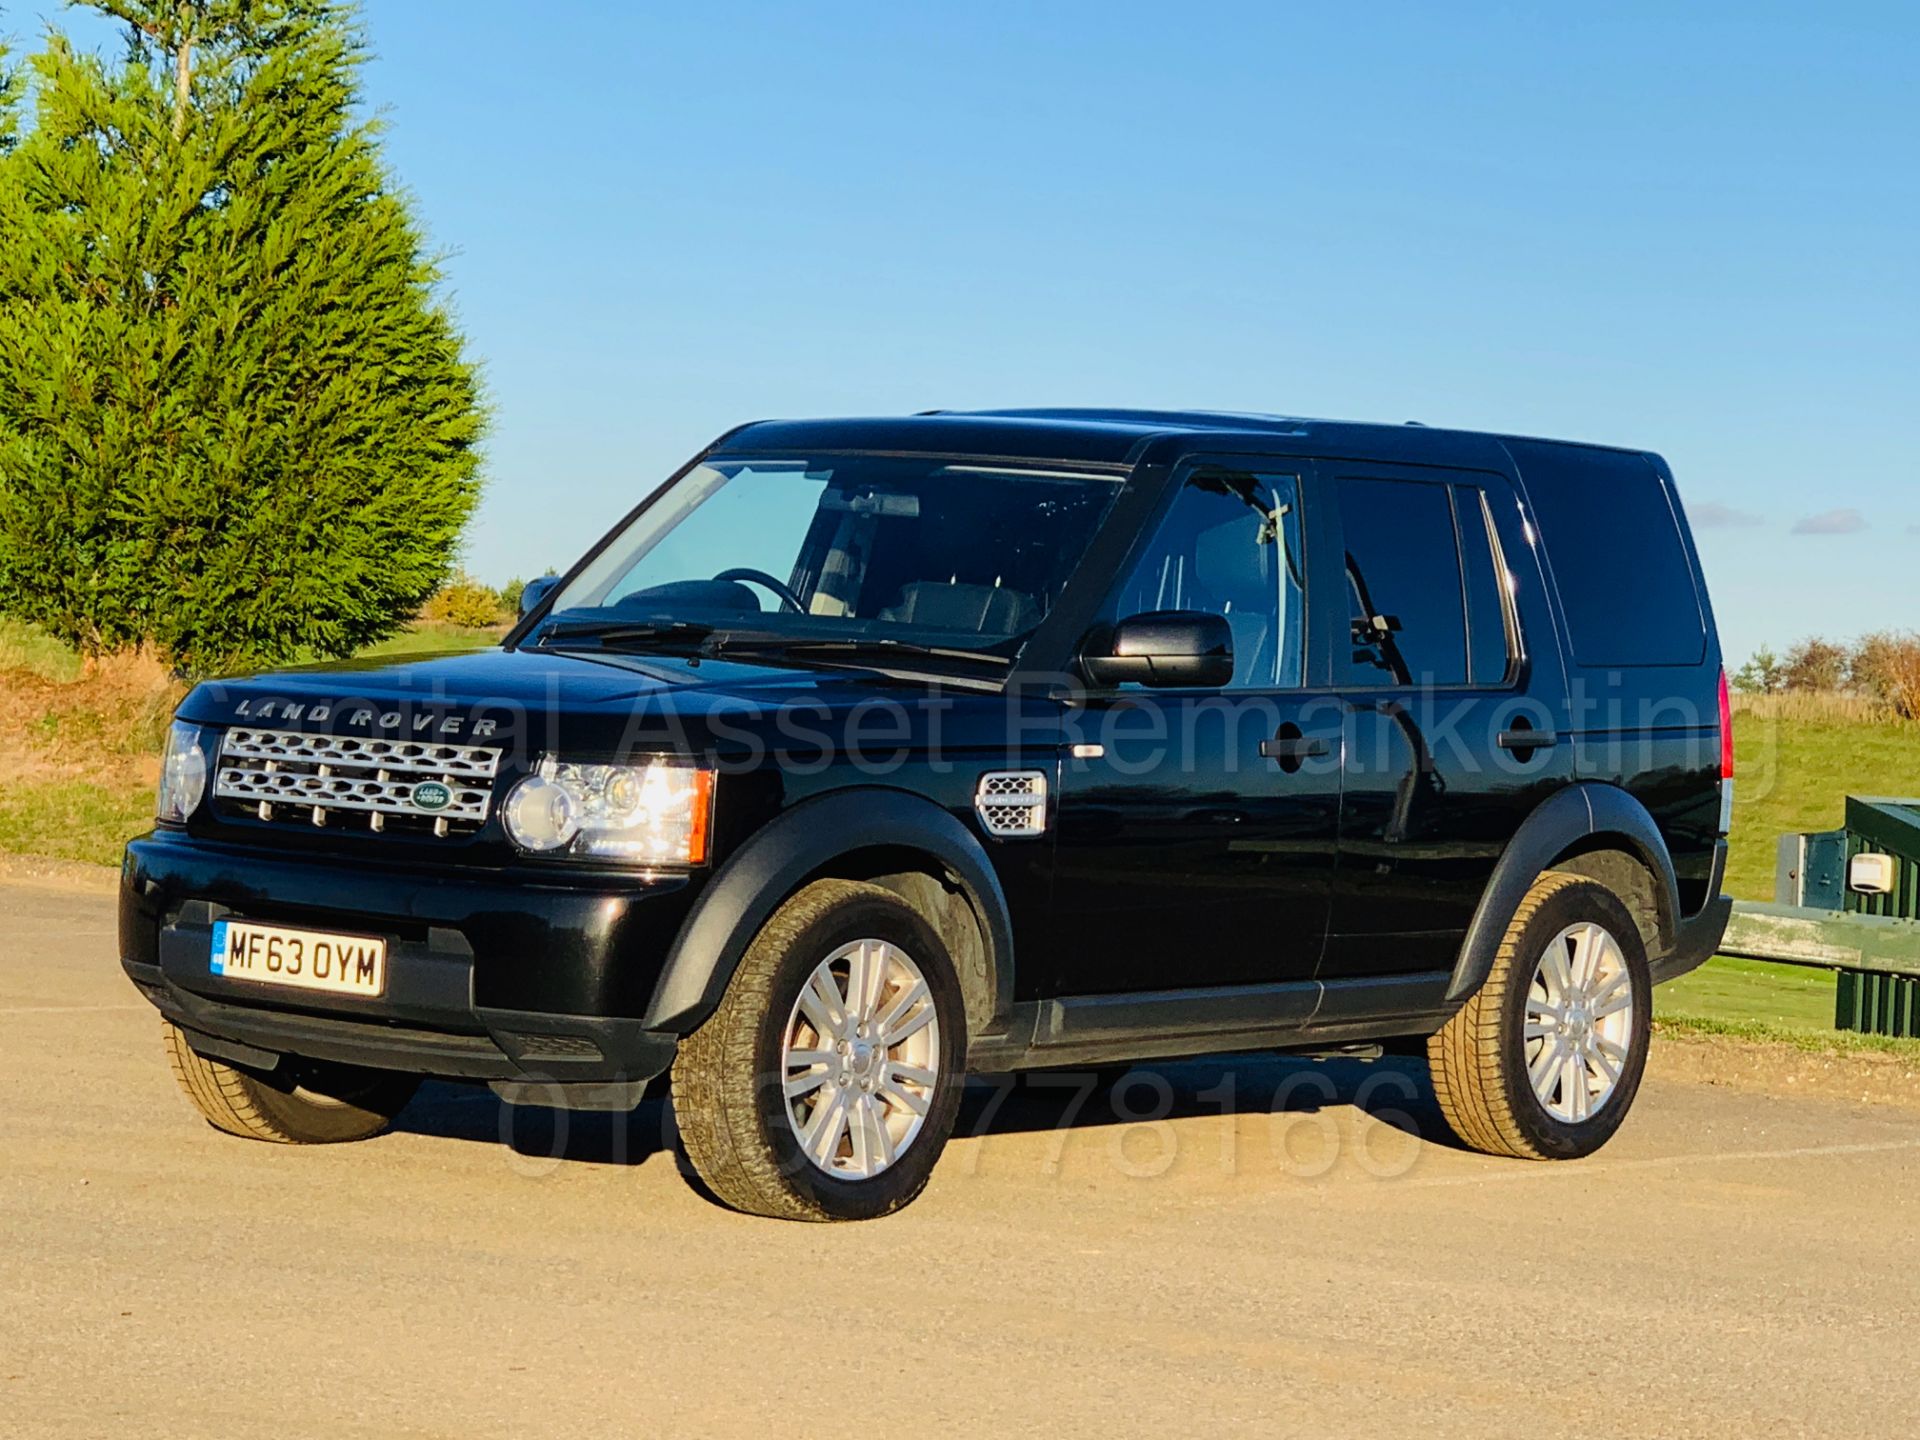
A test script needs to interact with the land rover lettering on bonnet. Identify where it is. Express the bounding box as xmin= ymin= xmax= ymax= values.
xmin=227 ymin=696 xmax=501 ymax=737
xmin=122 ymin=409 xmax=1733 ymax=1221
